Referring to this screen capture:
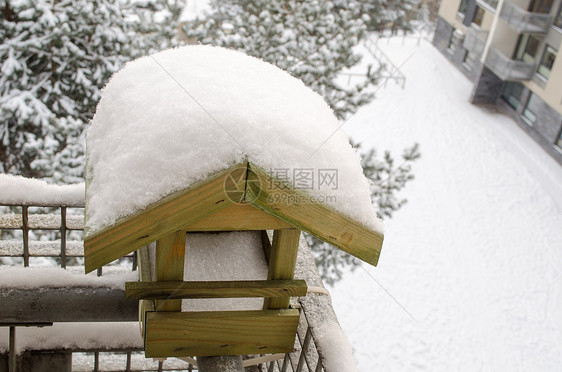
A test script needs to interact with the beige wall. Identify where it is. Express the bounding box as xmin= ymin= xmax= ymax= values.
xmin=490 ymin=19 xmax=520 ymax=56
xmin=438 ymin=0 xmax=468 ymax=31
